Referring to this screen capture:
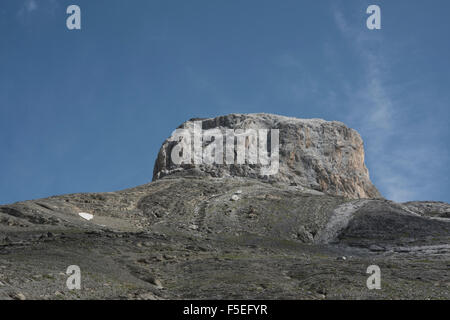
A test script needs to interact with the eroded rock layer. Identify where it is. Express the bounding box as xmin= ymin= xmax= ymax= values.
xmin=153 ymin=113 xmax=381 ymax=199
